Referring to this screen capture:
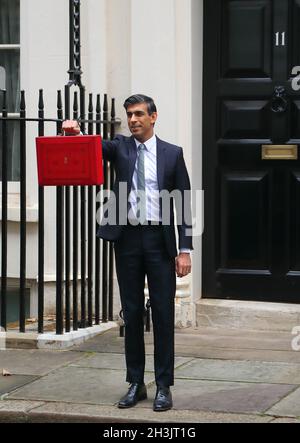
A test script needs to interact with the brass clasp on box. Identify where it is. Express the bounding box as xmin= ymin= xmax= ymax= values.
xmin=262 ymin=145 xmax=298 ymax=160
